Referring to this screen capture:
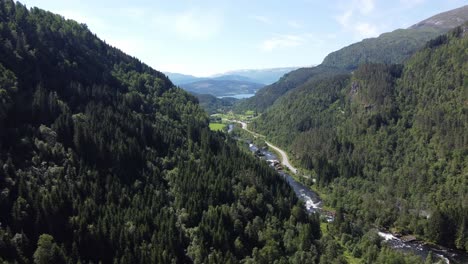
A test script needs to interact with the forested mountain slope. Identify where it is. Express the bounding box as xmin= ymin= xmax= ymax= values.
xmin=236 ymin=66 xmax=347 ymax=112
xmin=320 ymin=27 xmax=443 ymax=70
xmin=194 ymin=93 xmax=238 ymax=114
xmin=253 ymin=25 xmax=468 ymax=252
xmin=238 ymin=5 xmax=468 ymax=112
xmin=0 ymin=1 xmax=321 ymax=263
